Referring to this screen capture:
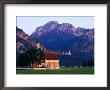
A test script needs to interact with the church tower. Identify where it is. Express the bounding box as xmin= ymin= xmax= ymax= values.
xmin=36 ymin=43 xmax=41 ymax=49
